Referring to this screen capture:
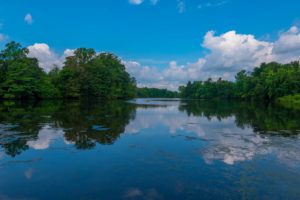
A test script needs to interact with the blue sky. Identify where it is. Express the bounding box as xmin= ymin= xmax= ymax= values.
xmin=1 ymin=0 xmax=300 ymax=89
